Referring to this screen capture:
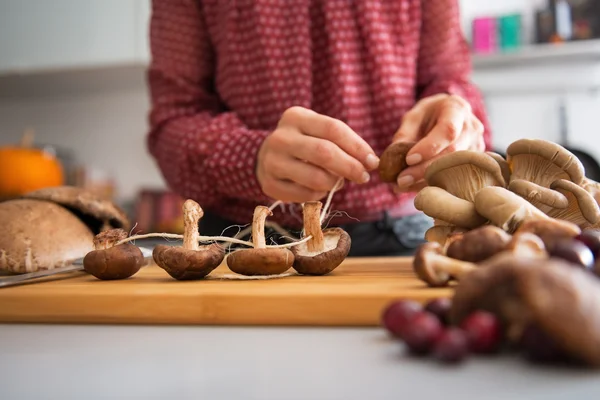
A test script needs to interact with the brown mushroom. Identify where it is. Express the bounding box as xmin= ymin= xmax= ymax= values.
xmin=378 ymin=141 xmax=417 ymax=183
xmin=473 ymin=186 xmax=552 ymax=233
xmin=153 ymin=199 xmax=225 ymax=280
xmin=290 ymin=201 xmax=351 ymax=275
xmin=414 ymin=186 xmax=487 ymax=229
xmin=446 ymin=225 xmax=512 ymax=263
xmin=83 ymin=228 xmax=145 ymax=280
xmin=503 ymin=232 xmax=547 ymax=259
xmin=508 ymin=179 xmax=569 ymax=213
xmin=582 ymin=177 xmax=600 ymax=206
xmin=226 ymin=206 xmax=294 ymax=276
xmin=22 ymin=185 xmax=130 ymax=233
xmin=450 ymin=255 xmax=600 ymax=367
xmin=413 ymin=242 xmax=477 ymax=287
xmin=486 ymin=151 xmax=511 ymax=184
xmin=424 ymin=225 xmax=468 ymax=249
xmin=547 ymin=179 xmax=600 ymax=228
xmin=424 ymin=150 xmax=507 ymax=202
xmin=513 ymin=218 xmax=581 ymax=250
xmin=0 ymin=198 xmax=95 ymax=273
